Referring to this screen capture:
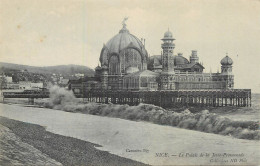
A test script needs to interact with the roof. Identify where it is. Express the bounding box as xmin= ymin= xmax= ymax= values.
xmin=124 ymin=70 xmax=159 ymax=78
xmin=162 ymin=30 xmax=175 ymax=40
xmin=180 ymin=63 xmax=205 ymax=69
xmin=148 ymin=55 xmax=190 ymax=67
xmin=105 ymin=26 xmax=146 ymax=55
xmin=221 ymin=56 xmax=233 ymax=65
xmin=95 ymin=65 xmax=102 ymax=70
xmin=68 ymin=76 xmax=101 ymax=84
xmin=161 ymin=70 xmax=175 ymax=75
xmin=174 ymin=55 xmax=189 ymax=65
